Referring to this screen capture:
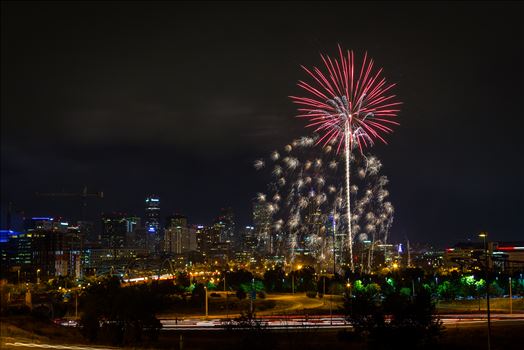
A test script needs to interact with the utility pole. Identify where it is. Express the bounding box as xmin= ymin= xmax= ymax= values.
xmin=225 ymin=271 xmax=229 ymax=319
xmin=250 ymin=278 xmax=254 ymax=315
xmin=226 ymin=291 xmax=229 ymax=319
xmin=204 ymin=286 xmax=208 ymax=318
xmin=479 ymin=232 xmax=491 ymax=350
xmin=329 ymin=288 xmax=333 ymax=326
xmin=509 ymin=276 xmax=513 ymax=315
xmin=323 ymin=276 xmax=326 ymax=303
